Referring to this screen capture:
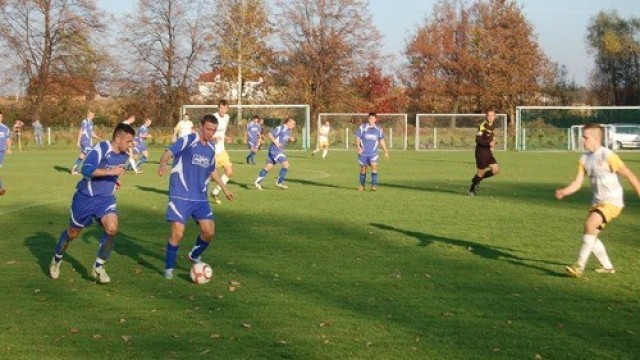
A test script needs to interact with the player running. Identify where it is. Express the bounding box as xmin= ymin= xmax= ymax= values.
xmin=209 ymin=99 xmax=233 ymax=205
xmin=468 ymin=108 xmax=500 ymax=196
xmin=71 ymin=111 xmax=100 ymax=175
xmin=312 ymin=121 xmax=331 ymax=159
xmin=172 ymin=114 xmax=194 ymax=142
xmin=556 ymin=123 xmax=640 ymax=278
xmin=254 ymin=117 xmax=296 ymax=190
xmin=245 ymin=115 xmax=262 ymax=165
xmin=158 ymin=114 xmax=234 ymax=280
xmin=356 ymin=112 xmax=389 ymax=192
xmin=133 ymin=118 xmax=153 ymax=171
xmin=49 ymin=123 xmax=136 ymax=284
